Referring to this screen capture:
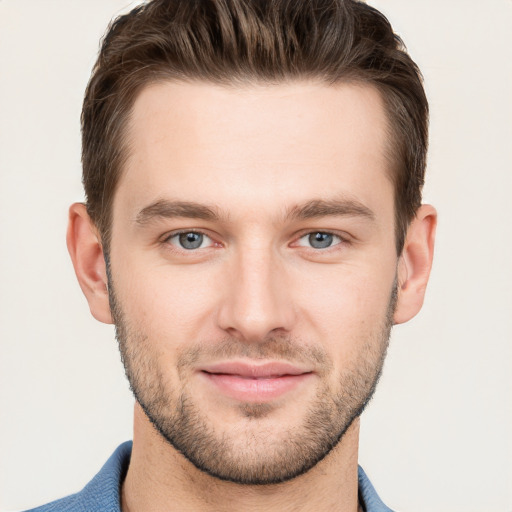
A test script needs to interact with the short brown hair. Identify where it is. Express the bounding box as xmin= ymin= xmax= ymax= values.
xmin=82 ymin=0 xmax=428 ymax=253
